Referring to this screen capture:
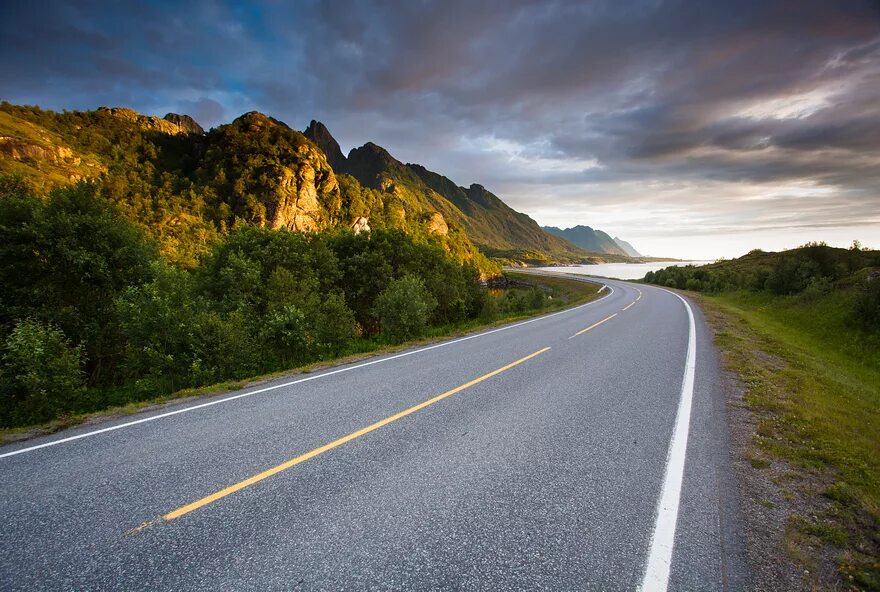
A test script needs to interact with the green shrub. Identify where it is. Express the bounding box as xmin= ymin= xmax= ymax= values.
xmin=685 ymin=278 xmax=703 ymax=291
xmin=479 ymin=295 xmax=500 ymax=322
xmin=853 ymin=276 xmax=880 ymax=331
xmin=0 ymin=180 xmax=157 ymax=386
xmin=373 ymin=276 xmax=437 ymax=342
xmin=1 ymin=319 xmax=86 ymax=425
xmin=314 ymin=293 xmax=359 ymax=355
xmin=765 ymin=256 xmax=821 ymax=295
xmin=529 ymin=288 xmax=546 ymax=309
xmin=262 ymin=305 xmax=309 ymax=364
